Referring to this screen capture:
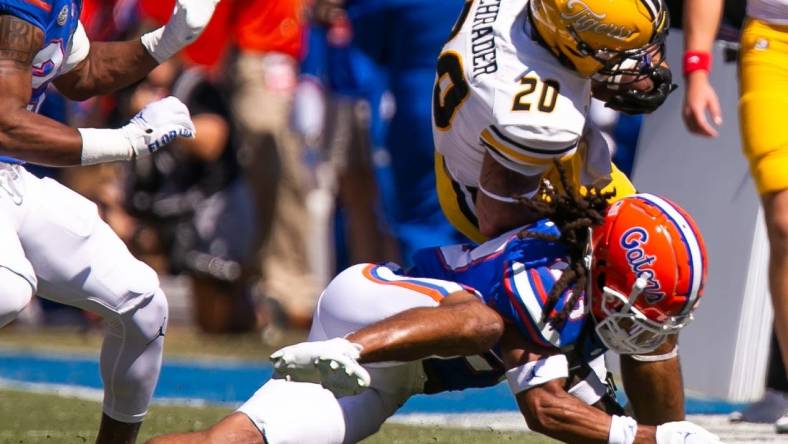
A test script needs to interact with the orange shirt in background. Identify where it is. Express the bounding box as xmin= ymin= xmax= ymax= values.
xmin=138 ymin=0 xmax=306 ymax=67
xmin=231 ymin=0 xmax=306 ymax=59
